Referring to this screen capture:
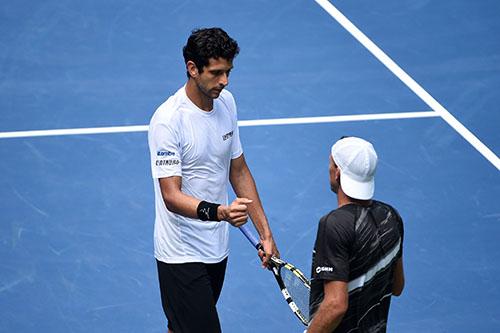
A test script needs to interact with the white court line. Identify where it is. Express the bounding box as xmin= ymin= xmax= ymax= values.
xmin=238 ymin=111 xmax=437 ymax=127
xmin=315 ymin=0 xmax=500 ymax=170
xmin=0 ymin=111 xmax=437 ymax=139
xmin=0 ymin=125 xmax=149 ymax=139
